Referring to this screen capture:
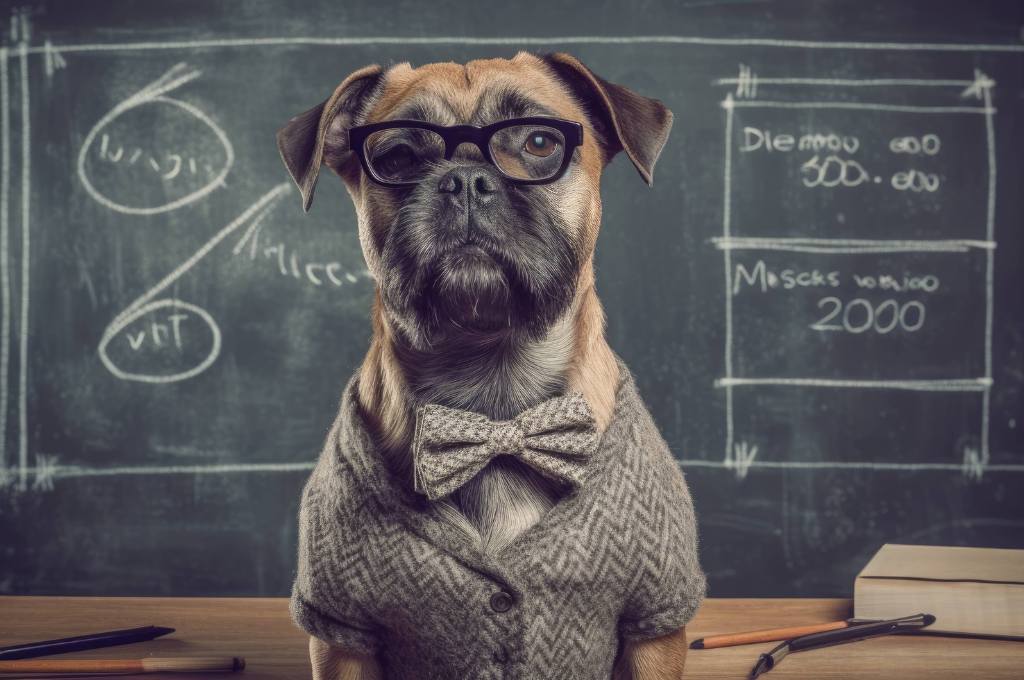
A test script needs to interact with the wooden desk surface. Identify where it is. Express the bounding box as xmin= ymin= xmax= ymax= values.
xmin=0 ymin=597 xmax=1020 ymax=679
